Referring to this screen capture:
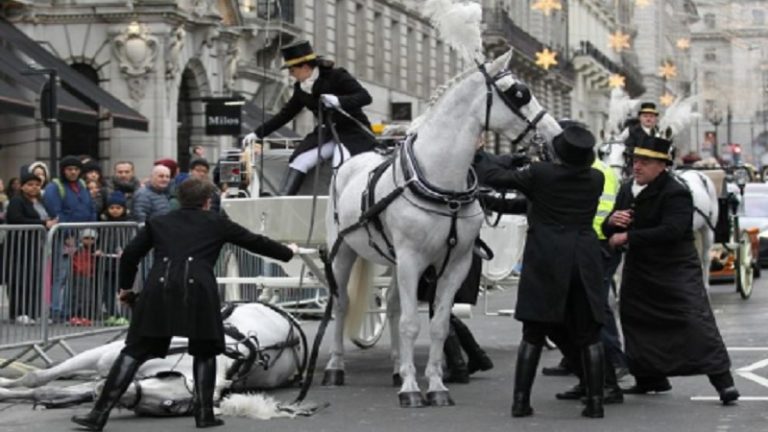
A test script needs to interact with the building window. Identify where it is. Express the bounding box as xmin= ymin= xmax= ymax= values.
xmin=704 ymin=13 xmax=716 ymax=29
xmin=391 ymin=20 xmax=401 ymax=89
xmin=407 ymin=27 xmax=417 ymax=93
xmin=704 ymin=48 xmax=717 ymax=62
xmin=703 ymin=71 xmax=716 ymax=88
xmin=373 ymin=12 xmax=384 ymax=81
xmin=754 ymin=9 xmax=765 ymax=26
xmin=314 ymin=1 xmax=327 ymax=52
xmin=435 ymin=41 xmax=445 ymax=84
xmin=355 ymin=4 xmax=367 ymax=77
xmin=421 ymin=33 xmax=431 ymax=98
xmin=335 ymin=0 xmax=347 ymax=66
